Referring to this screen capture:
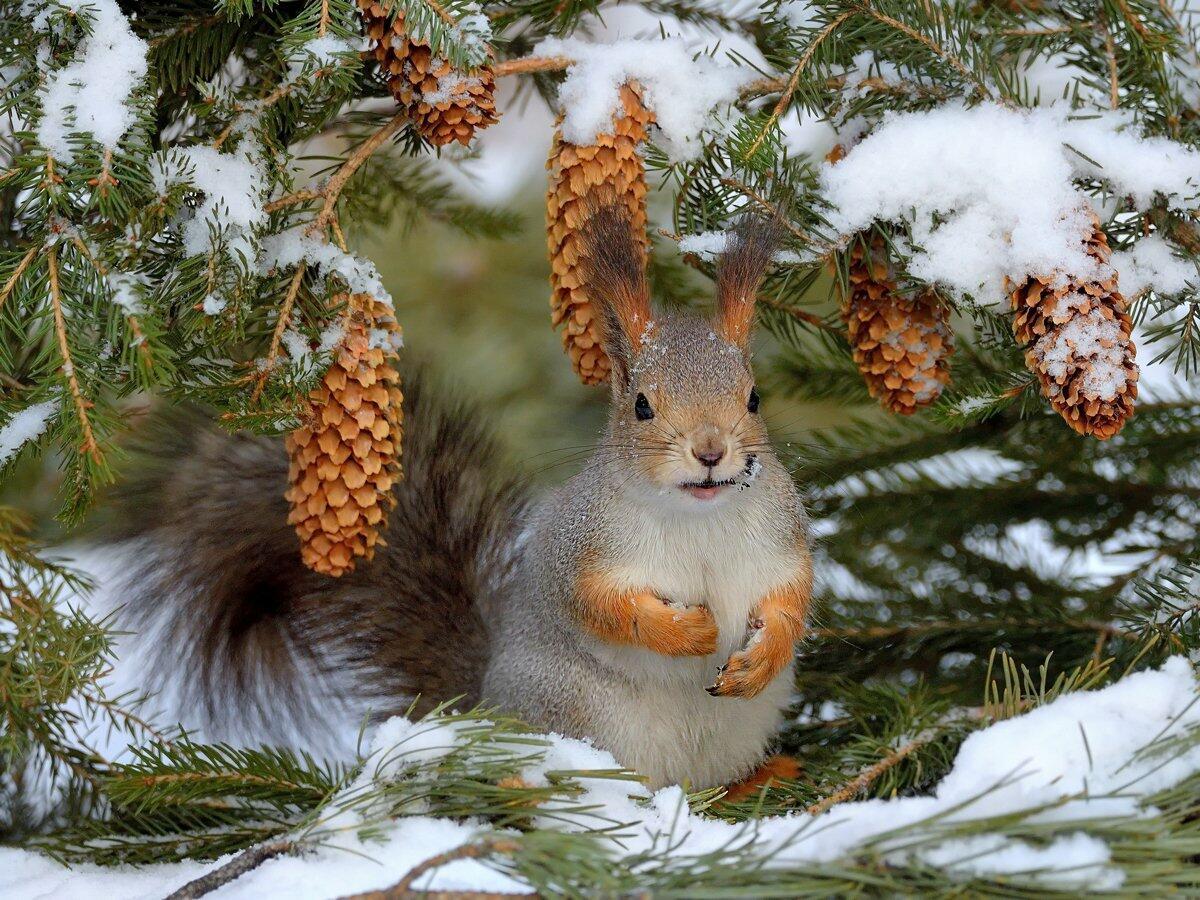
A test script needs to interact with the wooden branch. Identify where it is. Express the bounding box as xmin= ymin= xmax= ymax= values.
xmin=47 ymin=246 xmax=101 ymax=463
xmin=0 ymin=242 xmax=39 ymax=311
xmin=162 ymin=839 xmax=297 ymax=900
xmin=1100 ymin=16 xmax=1120 ymax=110
xmin=308 ymin=111 xmax=408 ymax=238
xmin=744 ymin=12 xmax=853 ymax=160
xmin=251 ymin=262 xmax=307 ymax=404
xmin=493 ymin=55 xmax=573 ymax=77
xmin=805 ymin=734 xmax=932 ymax=816
xmin=336 ymin=837 xmax=533 ymax=900
xmin=425 ymin=0 xmax=458 ymax=27
xmin=264 ymin=189 xmax=323 ymax=213
xmin=758 ymin=296 xmax=837 ymax=334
